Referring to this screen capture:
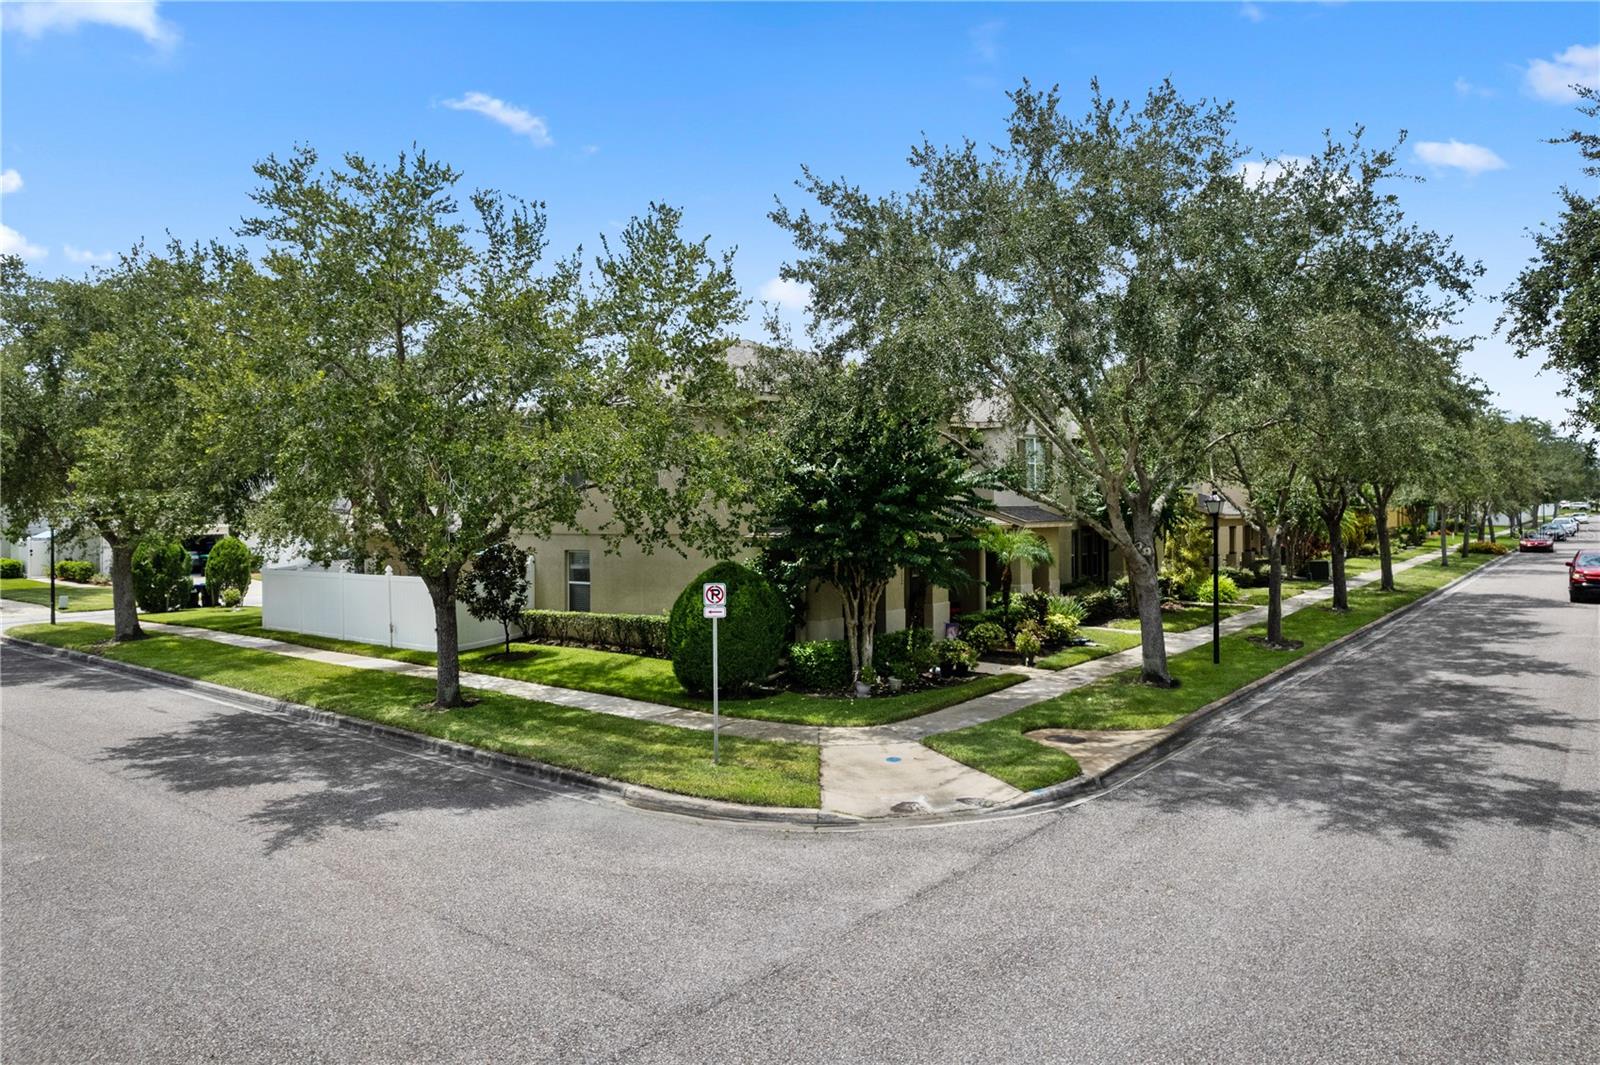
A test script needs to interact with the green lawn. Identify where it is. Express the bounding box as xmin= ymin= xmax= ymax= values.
xmin=1035 ymin=626 xmax=1142 ymax=670
xmin=924 ymin=551 xmax=1499 ymax=792
xmin=1103 ymin=602 xmax=1254 ymax=633
xmin=1233 ymin=578 xmax=1324 ymax=606
xmin=8 ymin=622 xmax=820 ymax=808
xmin=145 ymin=607 xmax=1024 ymax=727
xmin=1 ymin=578 xmax=115 ymax=612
